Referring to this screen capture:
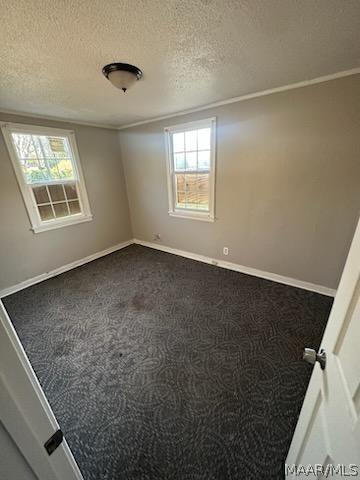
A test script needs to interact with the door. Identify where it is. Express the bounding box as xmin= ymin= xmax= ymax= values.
xmin=286 ymin=217 xmax=360 ymax=478
xmin=0 ymin=301 xmax=84 ymax=480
